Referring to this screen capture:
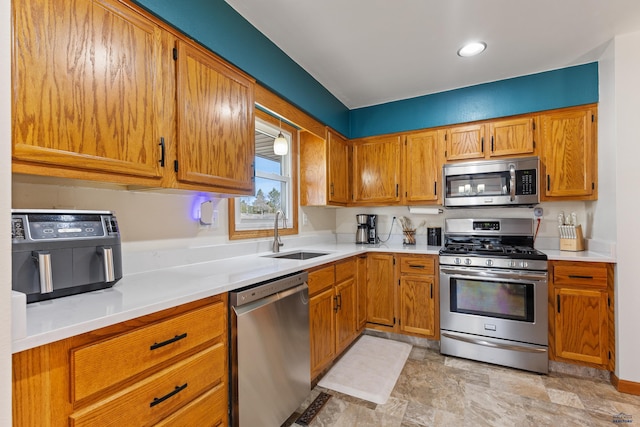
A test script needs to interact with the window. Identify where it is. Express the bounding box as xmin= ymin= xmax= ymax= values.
xmin=228 ymin=110 xmax=298 ymax=239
